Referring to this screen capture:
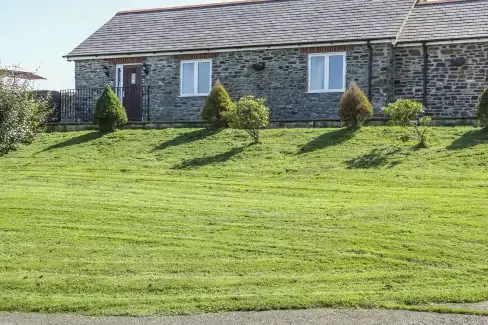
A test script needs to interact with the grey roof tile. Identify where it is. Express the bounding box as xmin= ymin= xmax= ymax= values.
xmin=66 ymin=0 xmax=415 ymax=57
xmin=398 ymin=0 xmax=488 ymax=42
